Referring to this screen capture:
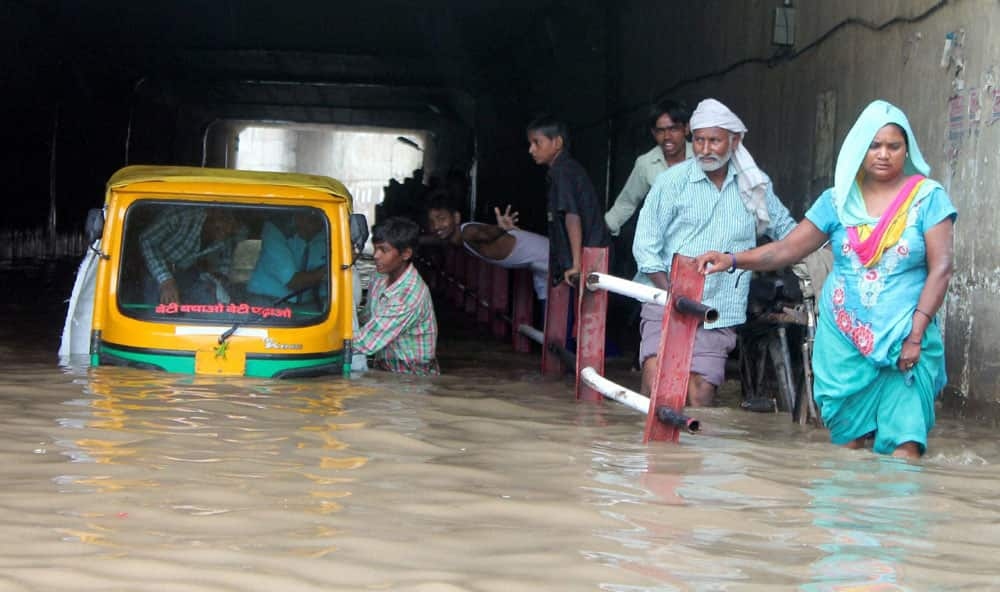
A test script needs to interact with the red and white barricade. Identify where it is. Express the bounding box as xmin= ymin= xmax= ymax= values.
xmin=419 ymin=246 xmax=716 ymax=443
